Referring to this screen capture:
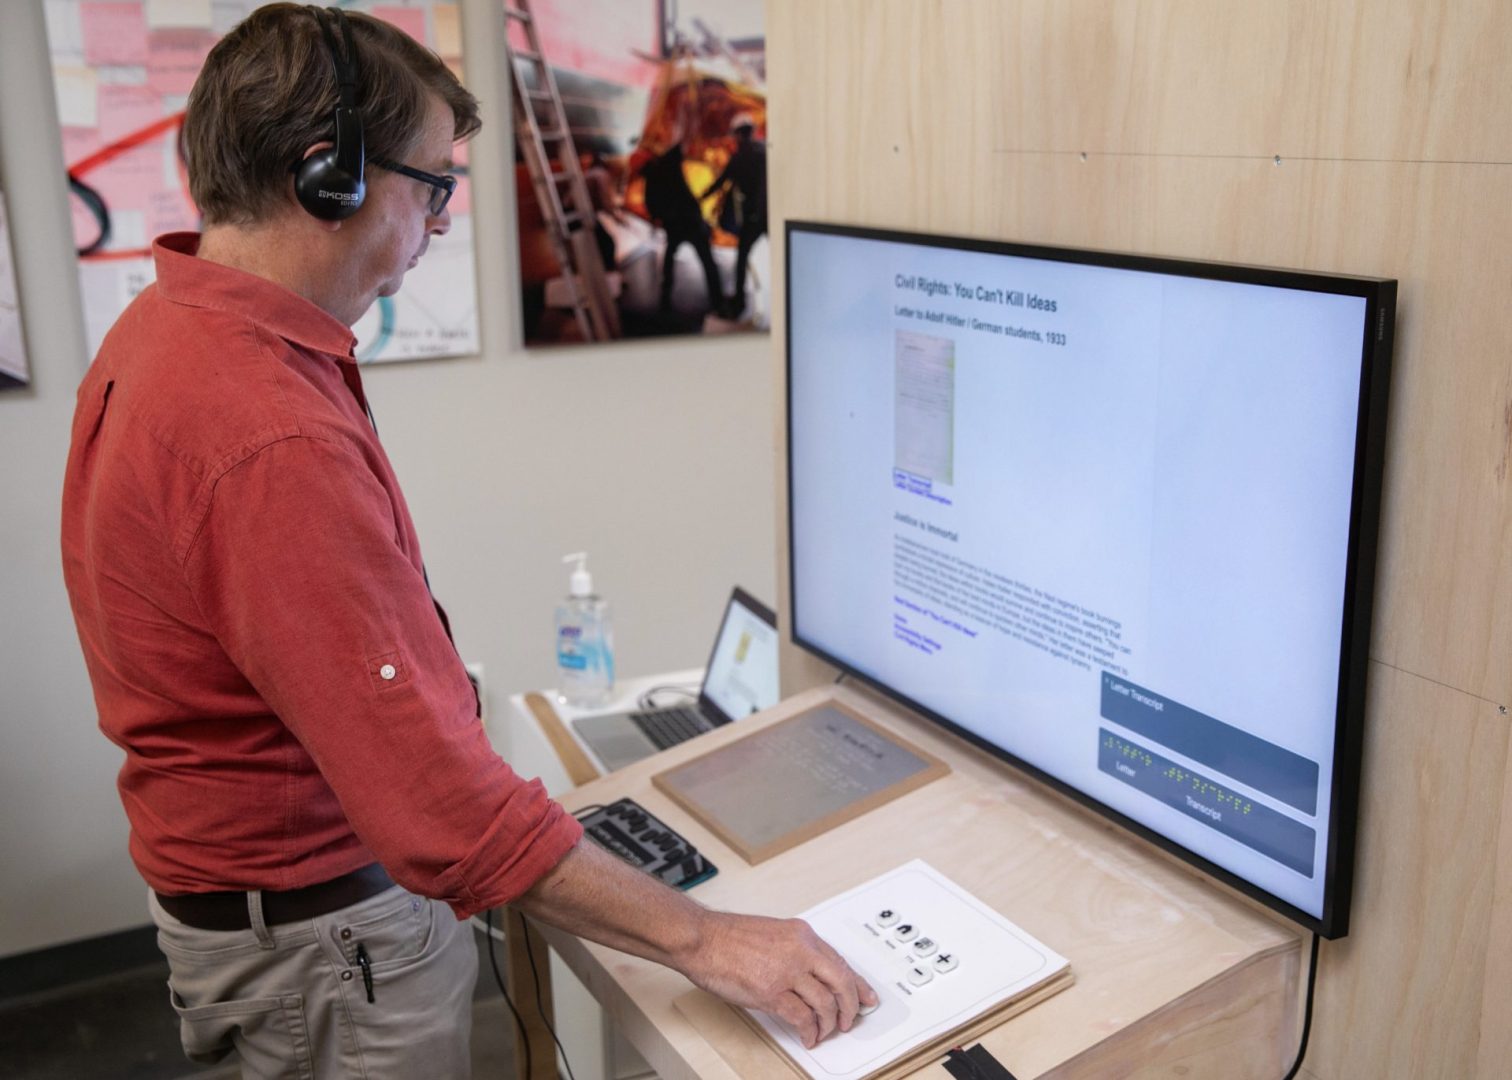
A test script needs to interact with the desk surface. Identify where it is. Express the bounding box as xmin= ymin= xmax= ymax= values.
xmin=520 ymin=681 xmax=1301 ymax=1080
